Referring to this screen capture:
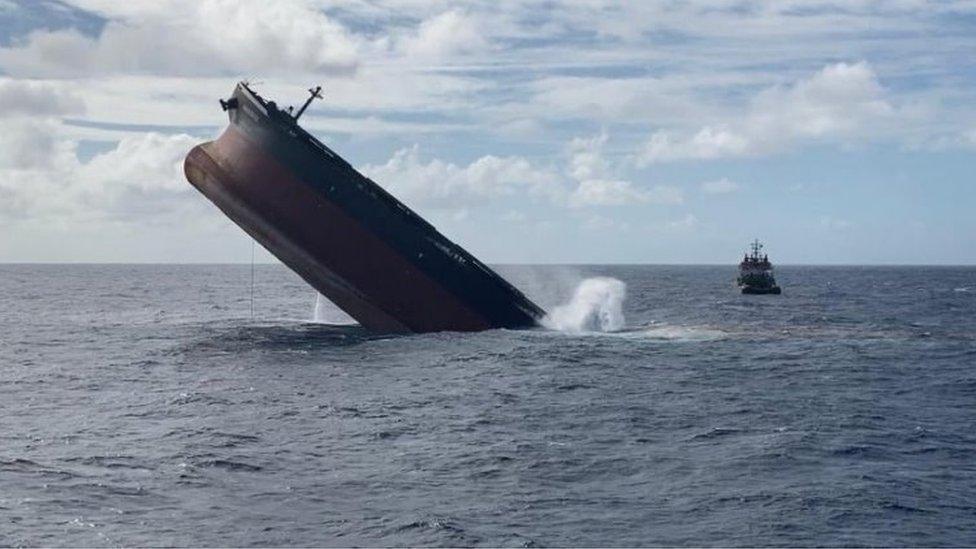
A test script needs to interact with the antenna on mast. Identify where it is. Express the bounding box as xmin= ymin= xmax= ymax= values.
xmin=750 ymin=239 xmax=763 ymax=260
xmin=294 ymin=85 xmax=323 ymax=121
